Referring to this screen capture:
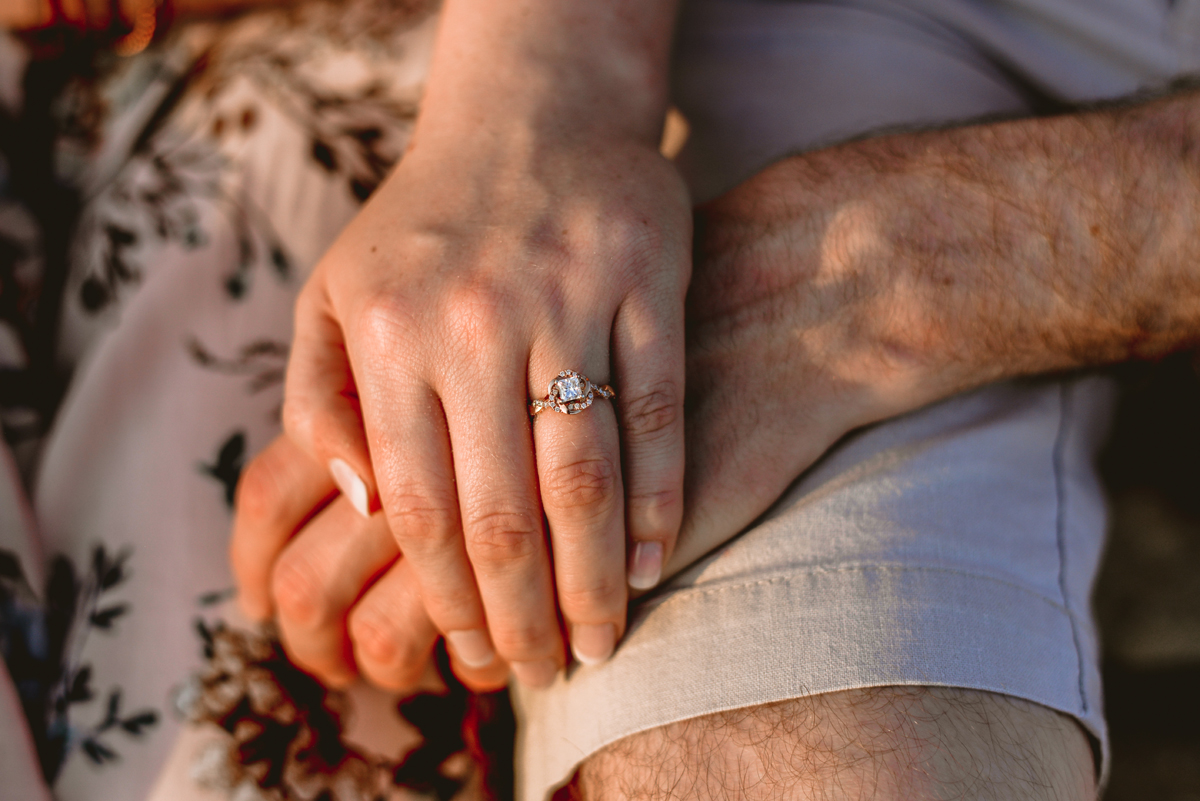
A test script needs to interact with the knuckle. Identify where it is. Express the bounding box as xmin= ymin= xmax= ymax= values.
xmin=279 ymin=392 xmax=317 ymax=447
xmin=464 ymin=507 xmax=544 ymax=569
xmin=491 ymin=620 xmax=558 ymax=661
xmin=384 ymin=490 xmax=458 ymax=549
xmin=609 ymin=206 xmax=665 ymax=255
xmin=605 ymin=208 xmax=677 ymax=280
xmin=280 ymin=394 xmax=349 ymax=463
xmin=348 ymin=606 xmax=419 ymax=679
xmin=270 ymin=552 xmax=332 ymax=629
xmin=540 ymin=455 xmax=618 ymax=513
xmin=622 ymin=381 xmax=683 ymax=440
xmin=628 ymin=487 xmax=683 ymax=538
xmin=233 ymin=454 xmax=285 ymax=529
xmin=355 ymin=294 xmax=416 ymax=356
xmin=558 ymin=575 xmax=625 ymax=617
